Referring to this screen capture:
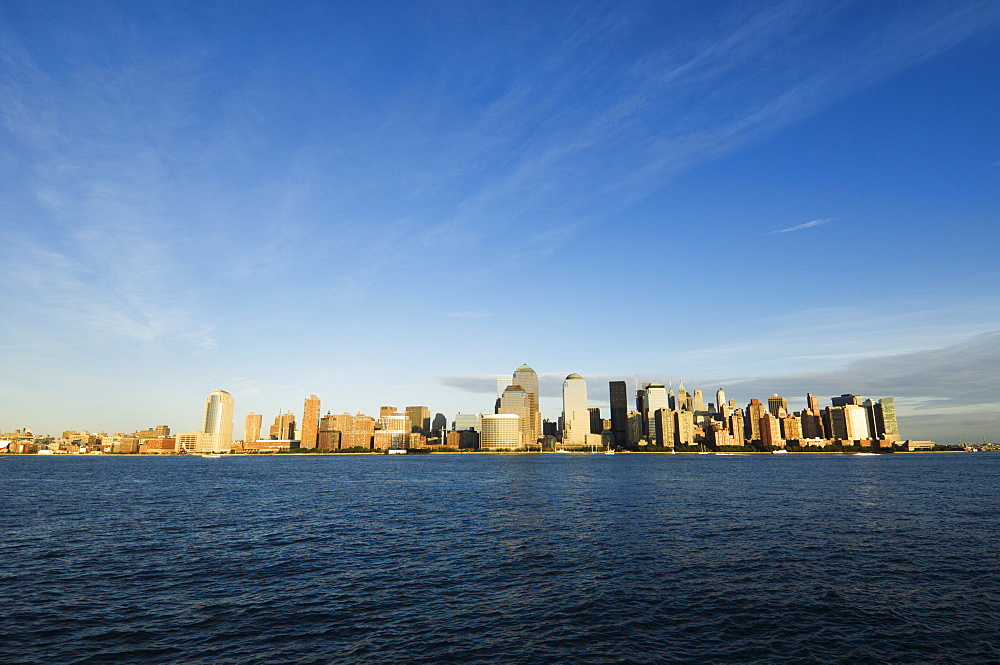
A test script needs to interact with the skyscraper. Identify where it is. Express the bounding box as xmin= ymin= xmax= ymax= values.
xmin=512 ymin=364 xmax=541 ymax=449
xmin=201 ymin=389 xmax=234 ymax=453
xmin=300 ymin=394 xmax=320 ymax=449
xmin=642 ymin=384 xmax=668 ymax=442
xmin=269 ymin=412 xmax=296 ymax=440
xmin=244 ymin=412 xmax=262 ymax=448
xmin=405 ymin=406 xmax=431 ymax=434
xmin=561 ymin=373 xmax=589 ymax=447
xmin=768 ymin=394 xmax=788 ymax=418
xmin=499 ymin=385 xmax=530 ymax=450
xmin=609 ymin=381 xmax=628 ymax=448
